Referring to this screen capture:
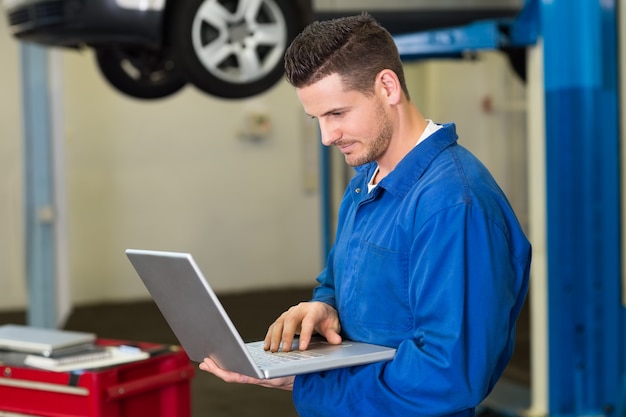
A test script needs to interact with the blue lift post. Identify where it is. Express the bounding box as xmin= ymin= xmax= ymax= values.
xmin=319 ymin=143 xmax=333 ymax=261
xmin=541 ymin=1 xmax=622 ymax=416
xmin=21 ymin=43 xmax=58 ymax=329
xmin=388 ymin=0 xmax=624 ymax=415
